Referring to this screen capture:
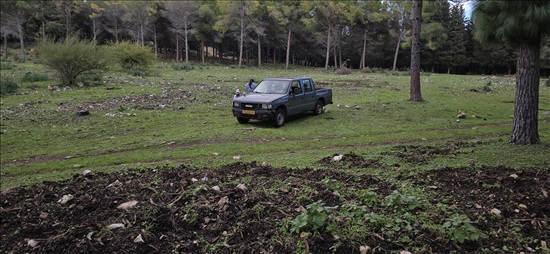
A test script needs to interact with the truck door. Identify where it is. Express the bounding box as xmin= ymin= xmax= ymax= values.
xmin=301 ymin=79 xmax=317 ymax=111
xmin=287 ymin=80 xmax=304 ymax=115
